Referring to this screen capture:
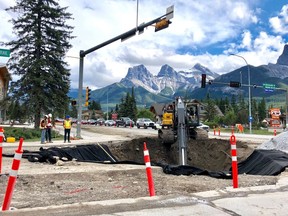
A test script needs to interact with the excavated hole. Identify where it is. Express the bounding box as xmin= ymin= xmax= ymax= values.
xmin=107 ymin=137 xmax=254 ymax=172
